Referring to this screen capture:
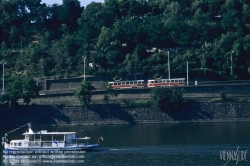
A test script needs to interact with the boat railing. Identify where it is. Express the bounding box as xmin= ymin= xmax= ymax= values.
xmin=42 ymin=142 xmax=52 ymax=147
xmin=28 ymin=141 xmax=40 ymax=147
xmin=26 ymin=140 xmax=65 ymax=147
